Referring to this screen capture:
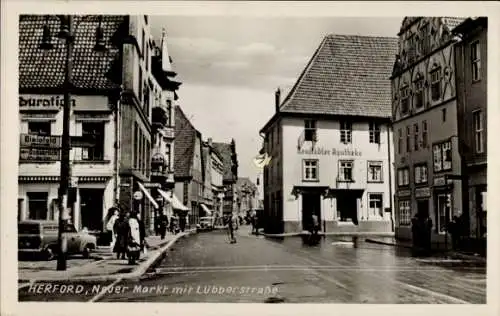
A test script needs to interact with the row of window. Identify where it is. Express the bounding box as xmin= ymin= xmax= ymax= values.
xmin=303 ymin=120 xmax=381 ymax=145
xmin=399 ymin=41 xmax=482 ymax=116
xmin=398 ymin=194 xmax=451 ymax=234
xmin=26 ymin=121 xmax=105 ymax=161
xmin=397 ymin=164 xmax=428 ymax=187
xmin=397 ymin=120 xmax=429 ymax=154
xmin=299 ymin=159 xmax=383 ymax=183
